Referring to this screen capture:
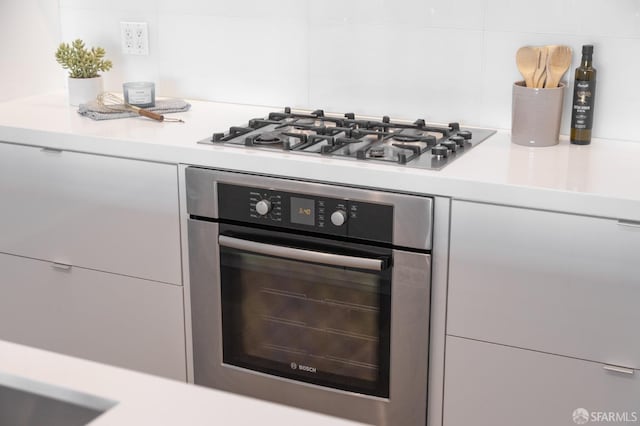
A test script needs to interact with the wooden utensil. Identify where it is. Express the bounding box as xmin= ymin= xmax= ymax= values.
xmin=516 ymin=46 xmax=538 ymax=88
xmin=545 ymin=45 xmax=572 ymax=88
xmin=532 ymin=46 xmax=549 ymax=88
xmin=97 ymin=92 xmax=184 ymax=122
